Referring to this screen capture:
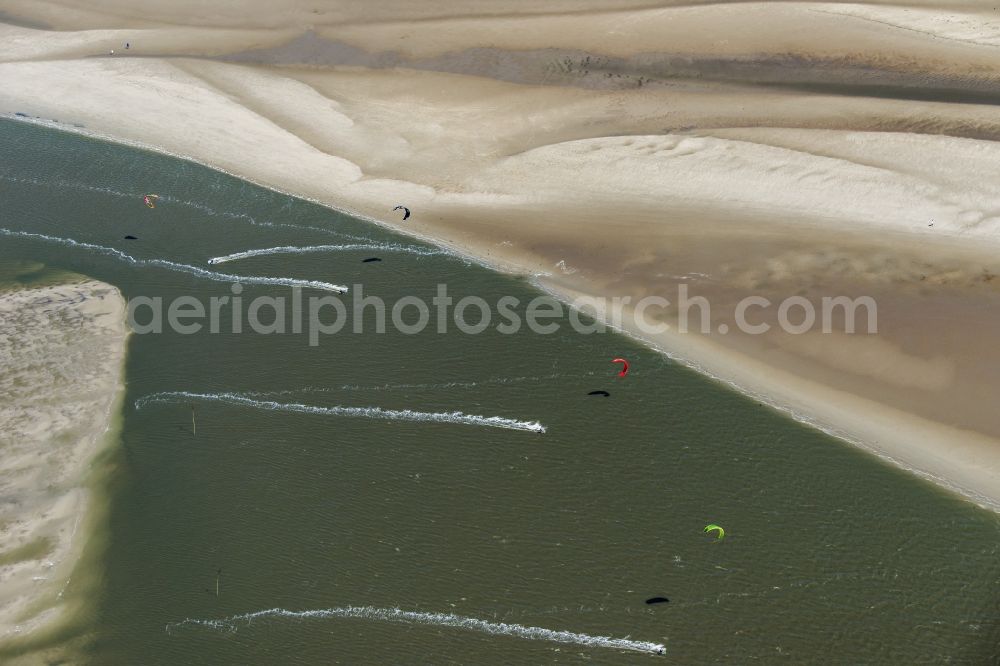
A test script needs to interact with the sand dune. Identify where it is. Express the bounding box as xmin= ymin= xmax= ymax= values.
xmin=0 ymin=279 xmax=127 ymax=649
xmin=1 ymin=1 xmax=999 ymax=509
